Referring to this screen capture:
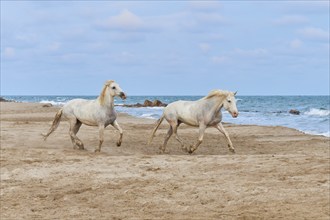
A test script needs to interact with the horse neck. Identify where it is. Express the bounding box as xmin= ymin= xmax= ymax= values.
xmin=206 ymin=95 xmax=226 ymax=112
xmin=98 ymin=87 xmax=115 ymax=108
xmin=105 ymin=95 xmax=115 ymax=108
